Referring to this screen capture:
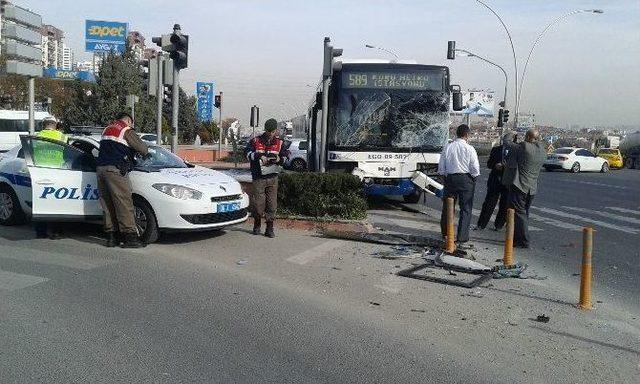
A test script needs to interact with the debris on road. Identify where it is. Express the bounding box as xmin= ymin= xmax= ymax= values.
xmin=535 ymin=314 xmax=550 ymax=323
xmin=236 ymin=260 xmax=248 ymax=266
xmin=410 ymin=309 xmax=426 ymax=313
xmin=369 ymin=301 xmax=380 ymax=306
